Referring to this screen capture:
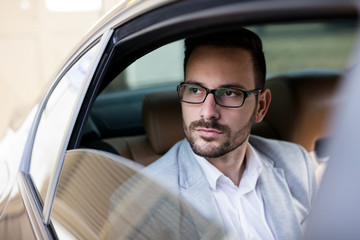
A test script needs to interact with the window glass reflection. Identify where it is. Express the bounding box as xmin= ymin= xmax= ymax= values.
xmin=30 ymin=44 xmax=98 ymax=201
xmin=52 ymin=150 xmax=225 ymax=239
